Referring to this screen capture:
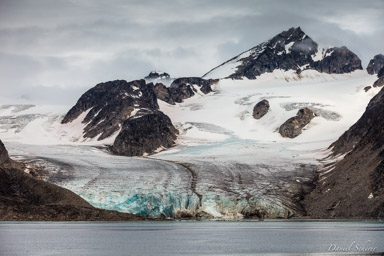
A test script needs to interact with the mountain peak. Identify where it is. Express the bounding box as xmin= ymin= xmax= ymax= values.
xmin=203 ymin=27 xmax=362 ymax=79
xmin=145 ymin=71 xmax=170 ymax=80
xmin=279 ymin=26 xmax=305 ymax=37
